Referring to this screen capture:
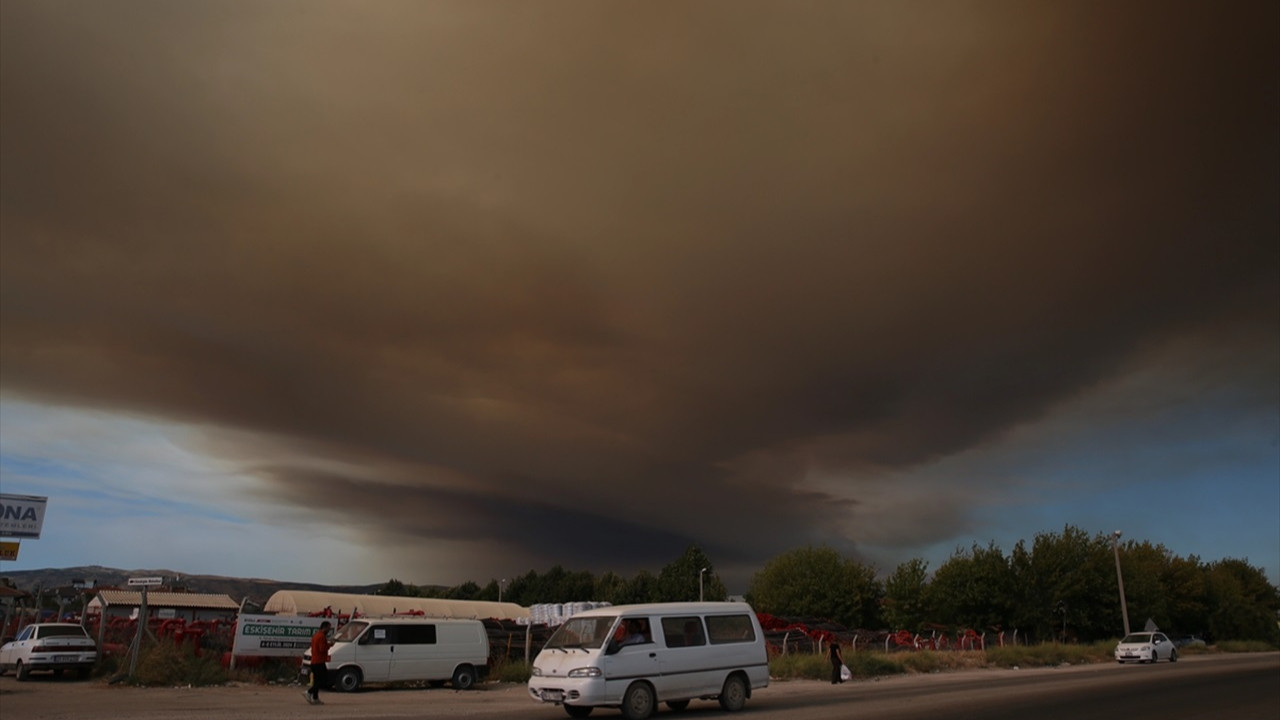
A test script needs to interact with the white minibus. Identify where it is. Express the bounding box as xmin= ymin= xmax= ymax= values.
xmin=302 ymin=617 xmax=489 ymax=692
xmin=528 ymin=602 xmax=769 ymax=719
